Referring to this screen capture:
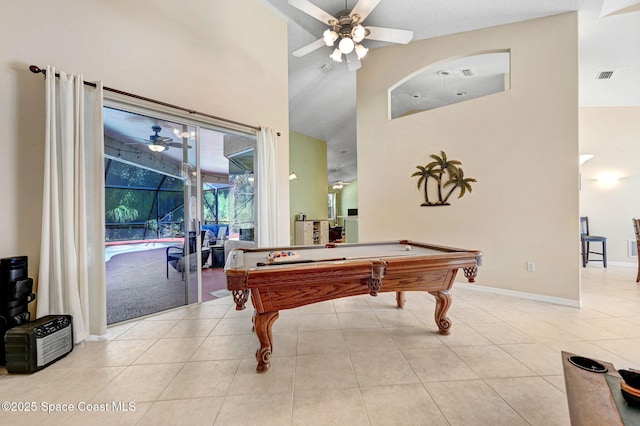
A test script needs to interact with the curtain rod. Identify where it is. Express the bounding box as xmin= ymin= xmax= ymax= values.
xmin=29 ymin=65 xmax=266 ymax=133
